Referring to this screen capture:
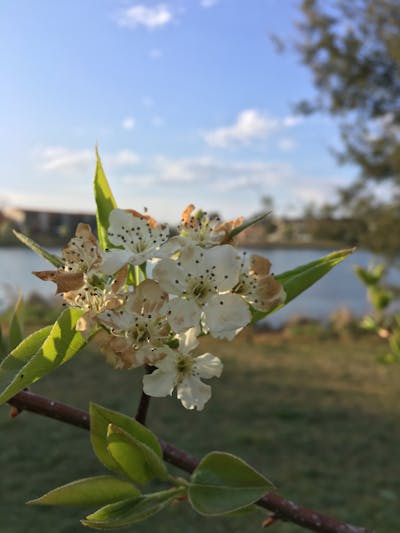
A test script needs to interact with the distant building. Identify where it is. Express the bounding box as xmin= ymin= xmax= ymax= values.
xmin=2 ymin=207 xmax=96 ymax=238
